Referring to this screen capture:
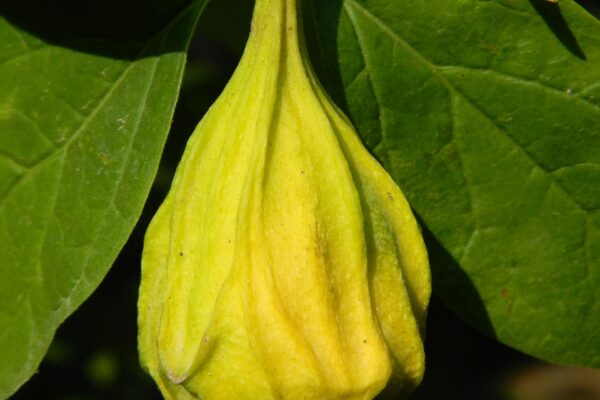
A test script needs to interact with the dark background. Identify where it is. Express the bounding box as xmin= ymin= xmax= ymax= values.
xmin=12 ymin=0 xmax=600 ymax=399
